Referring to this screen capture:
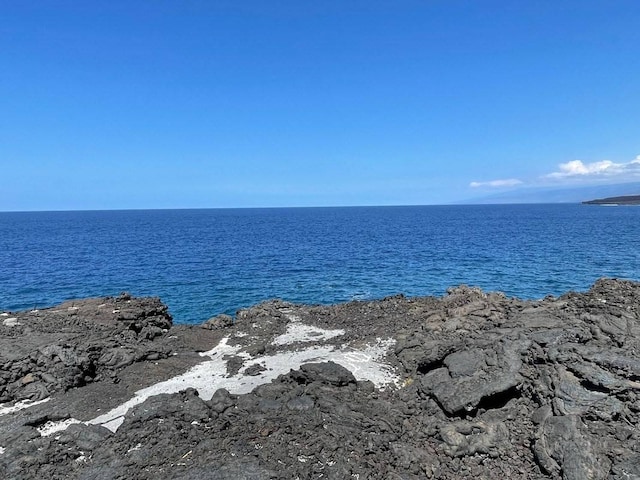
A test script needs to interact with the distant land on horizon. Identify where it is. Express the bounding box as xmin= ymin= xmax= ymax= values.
xmin=463 ymin=181 xmax=640 ymax=205
xmin=582 ymin=194 xmax=640 ymax=205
